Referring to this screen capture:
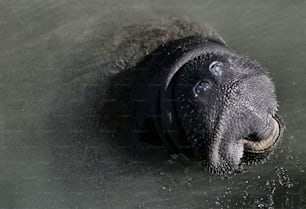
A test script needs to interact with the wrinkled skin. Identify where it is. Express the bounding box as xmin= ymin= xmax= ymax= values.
xmin=130 ymin=35 xmax=284 ymax=175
